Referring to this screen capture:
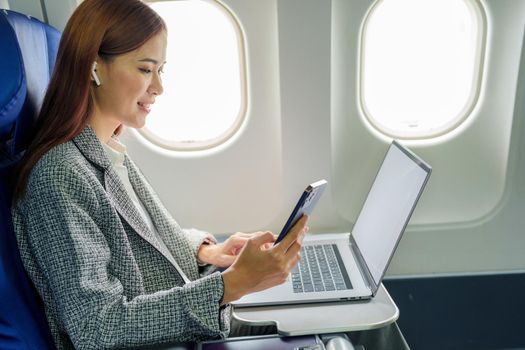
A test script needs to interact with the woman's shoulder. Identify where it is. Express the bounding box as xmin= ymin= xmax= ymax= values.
xmin=28 ymin=140 xmax=101 ymax=195
xmin=14 ymin=140 xmax=104 ymax=222
xmin=34 ymin=140 xmax=86 ymax=174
